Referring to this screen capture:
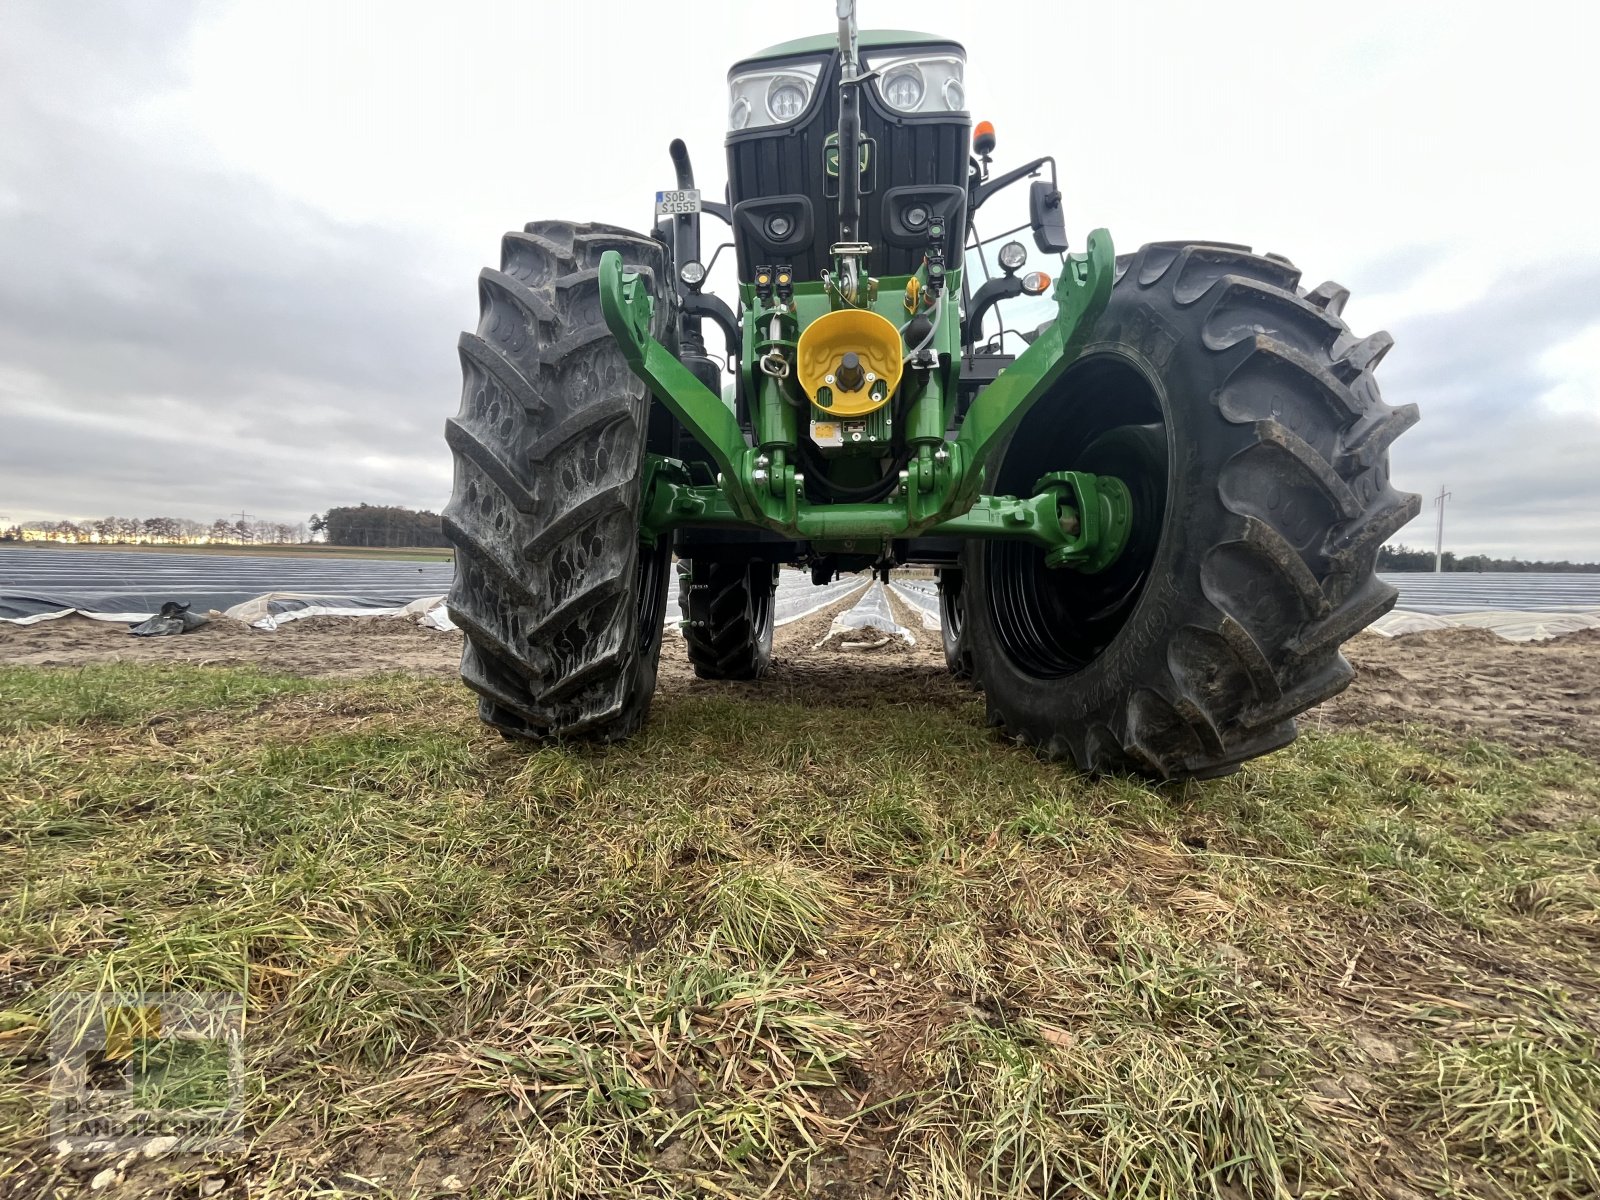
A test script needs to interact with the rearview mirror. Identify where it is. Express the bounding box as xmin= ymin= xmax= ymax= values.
xmin=1029 ymin=180 xmax=1070 ymax=253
